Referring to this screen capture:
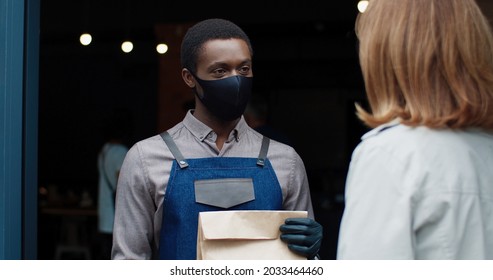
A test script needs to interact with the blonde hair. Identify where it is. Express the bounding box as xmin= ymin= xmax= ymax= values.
xmin=355 ymin=0 xmax=493 ymax=129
